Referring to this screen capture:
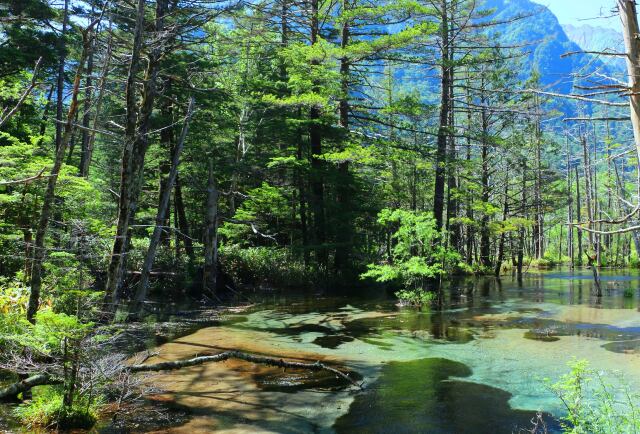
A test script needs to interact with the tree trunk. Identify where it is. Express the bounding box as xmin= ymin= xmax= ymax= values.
xmin=517 ymin=159 xmax=526 ymax=280
xmin=174 ymin=174 xmax=195 ymax=263
xmin=55 ymin=0 xmax=70 ymax=152
xmin=27 ymin=27 xmax=94 ymax=323
xmin=78 ymin=6 xmax=95 ymax=176
xmin=309 ymin=0 xmax=327 ymax=267
xmin=479 ymin=106 xmax=491 ymax=269
xmin=494 ymin=175 xmax=509 ymax=277
xmin=81 ymin=31 xmax=113 ymax=177
xmin=433 ymin=0 xmax=451 ymax=232
xmin=334 ymin=0 xmax=352 ymax=273
xmin=106 ymin=0 xmax=166 ymax=306
xmin=135 ymin=97 xmax=195 ymax=309
xmin=619 ymin=0 xmax=640 ymax=162
xmin=203 ymin=160 xmax=219 ymax=295
xmin=566 ymin=135 xmax=574 ymax=267
xmin=575 ymin=165 xmax=583 ymax=267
